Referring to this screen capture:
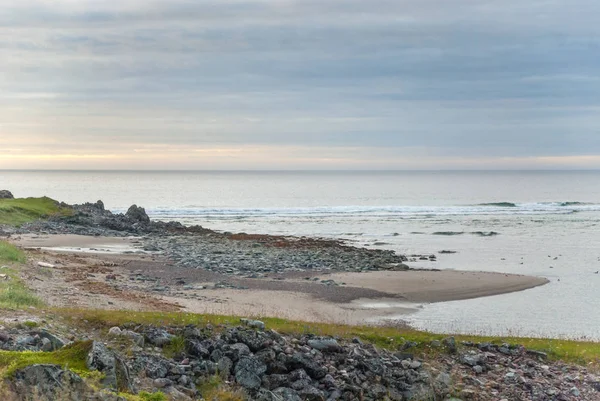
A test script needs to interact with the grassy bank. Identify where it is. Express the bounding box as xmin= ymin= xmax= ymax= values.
xmin=0 ymin=197 xmax=72 ymax=226
xmin=0 ymin=241 xmax=43 ymax=309
xmin=58 ymin=308 xmax=600 ymax=367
